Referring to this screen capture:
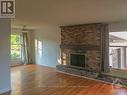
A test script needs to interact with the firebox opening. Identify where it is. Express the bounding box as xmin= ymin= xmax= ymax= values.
xmin=70 ymin=53 xmax=85 ymax=68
